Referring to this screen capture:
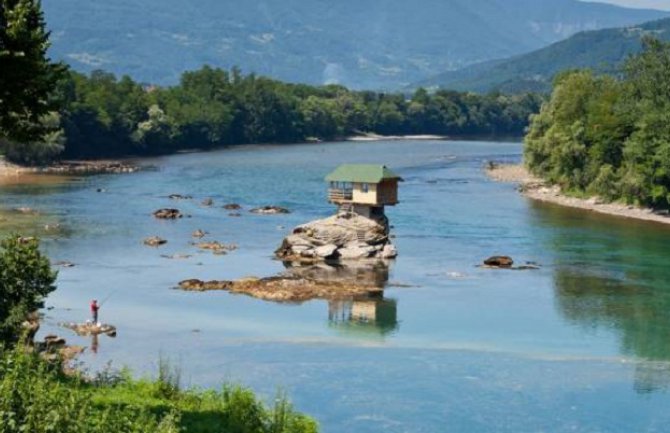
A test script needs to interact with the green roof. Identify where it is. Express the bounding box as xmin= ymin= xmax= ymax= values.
xmin=325 ymin=164 xmax=403 ymax=183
